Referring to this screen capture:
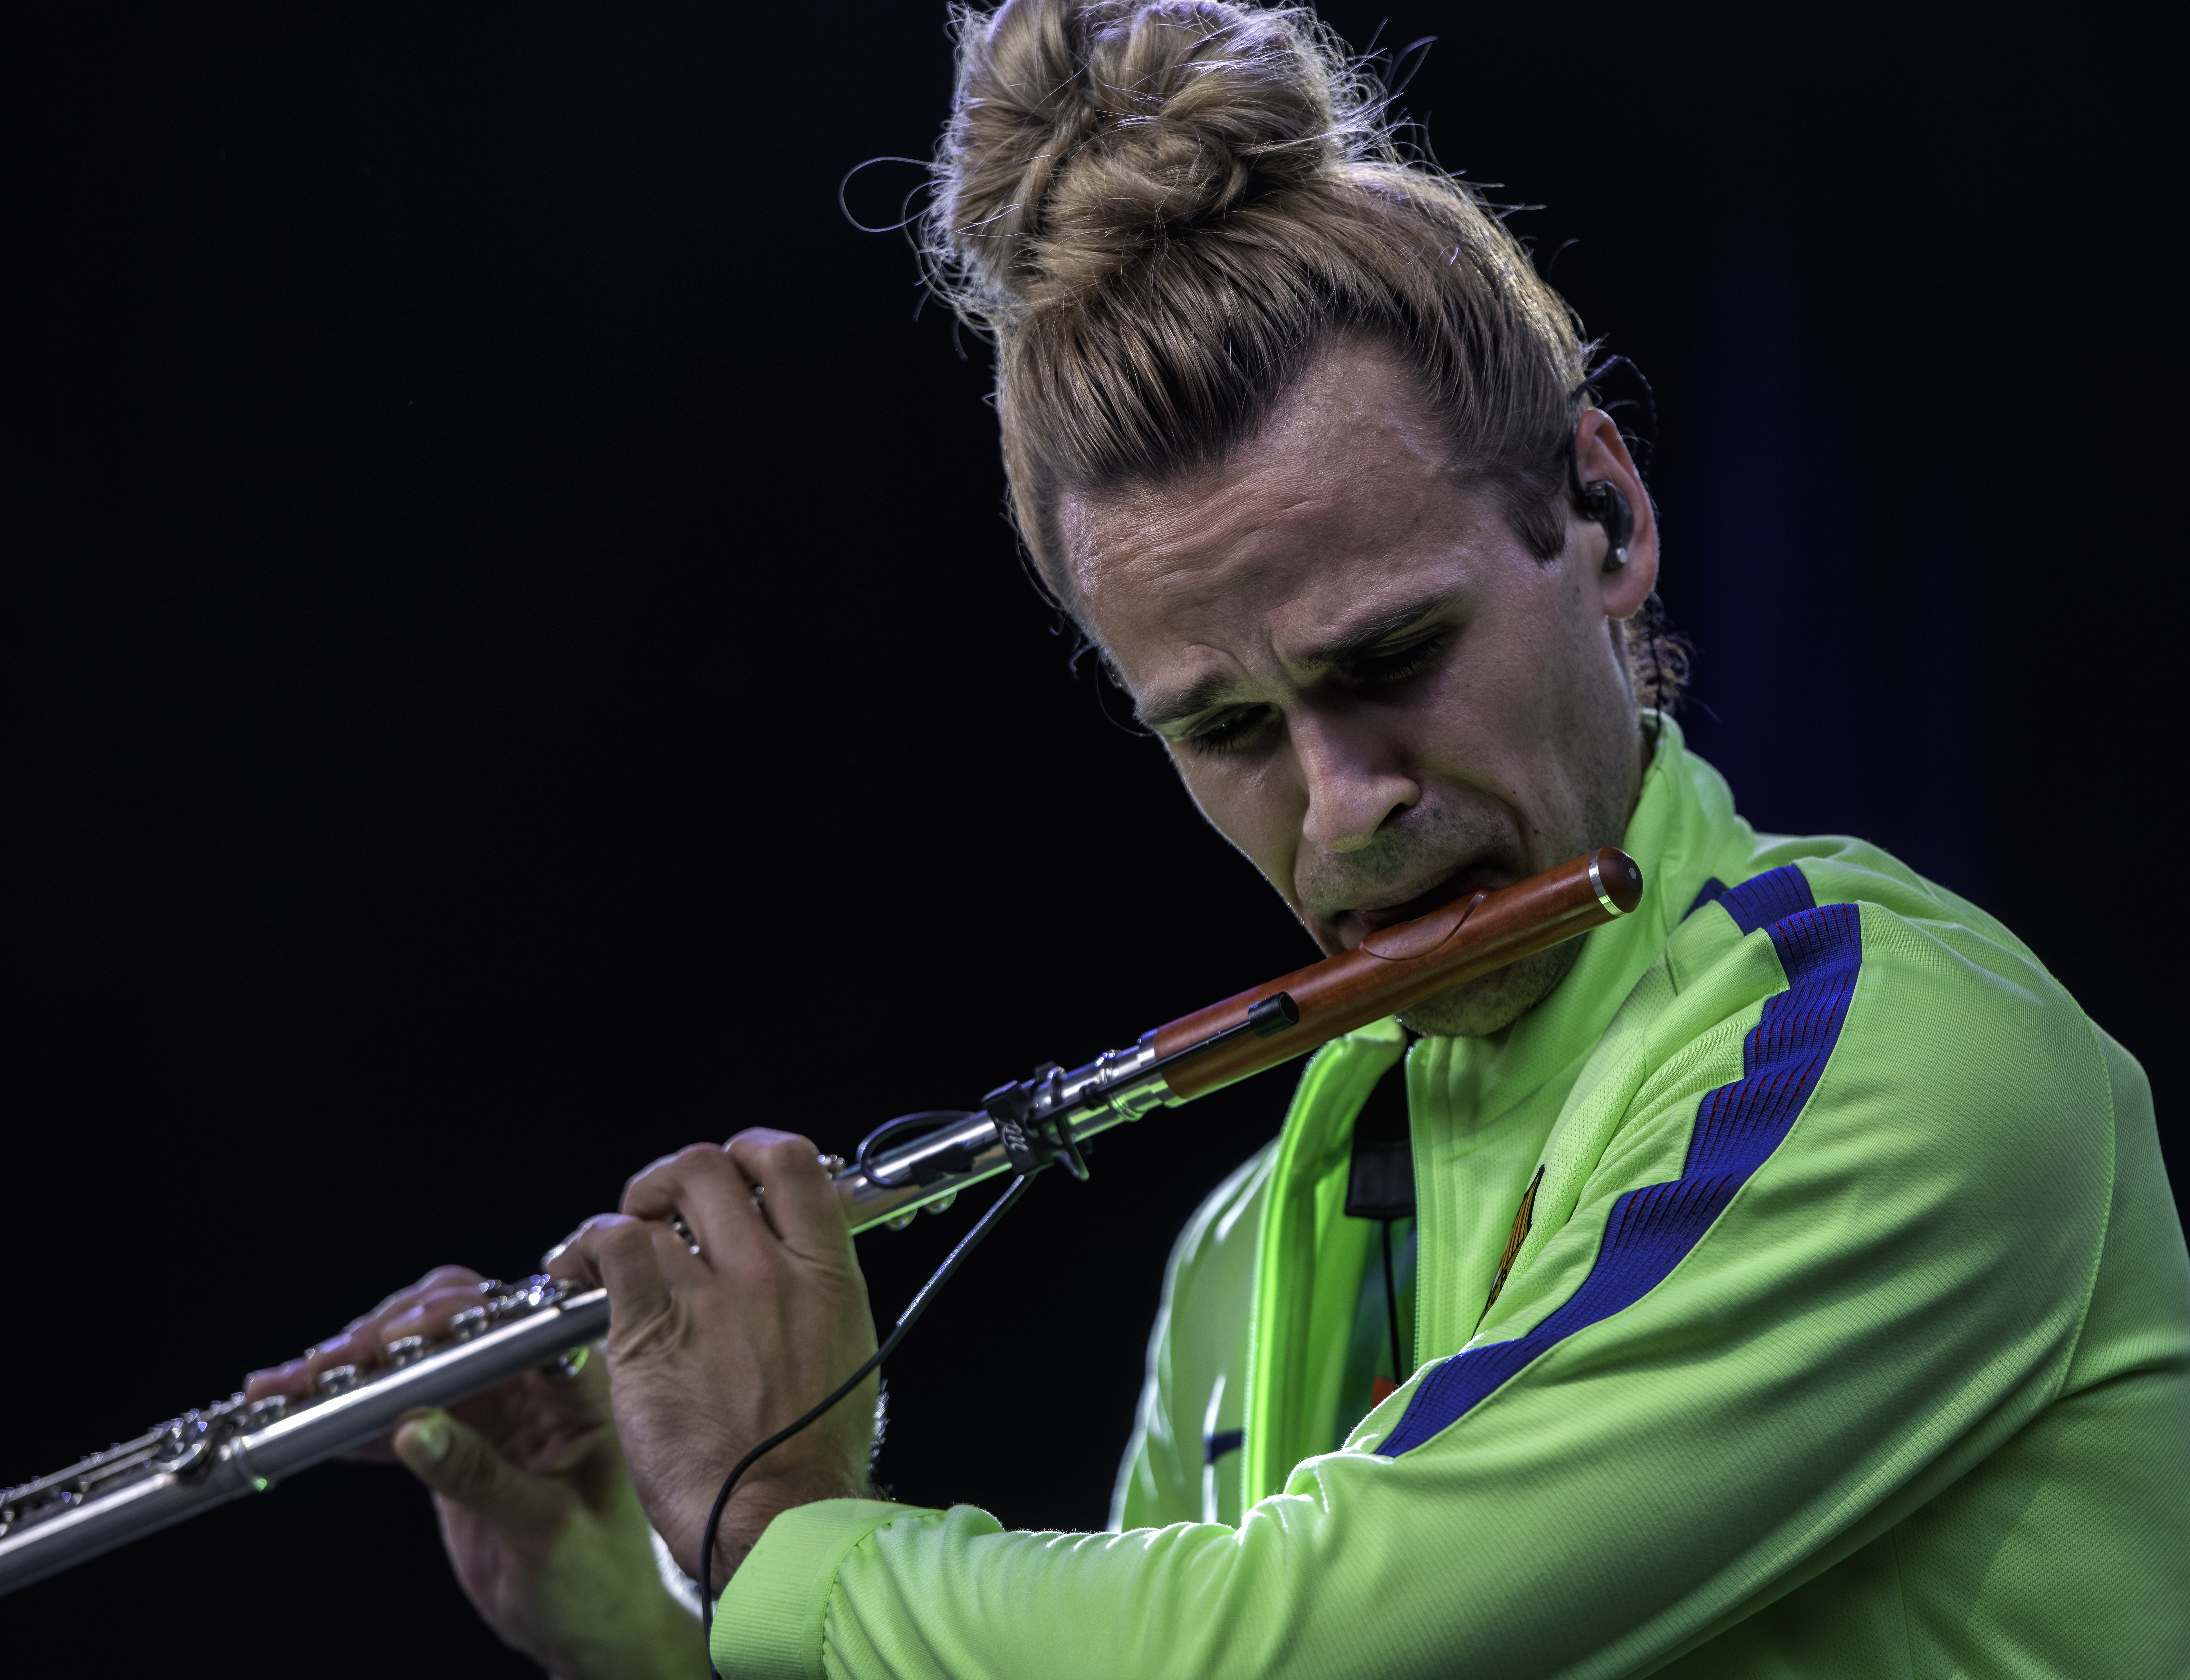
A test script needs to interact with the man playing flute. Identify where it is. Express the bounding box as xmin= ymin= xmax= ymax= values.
xmin=249 ymin=2 xmax=2190 ymax=1673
